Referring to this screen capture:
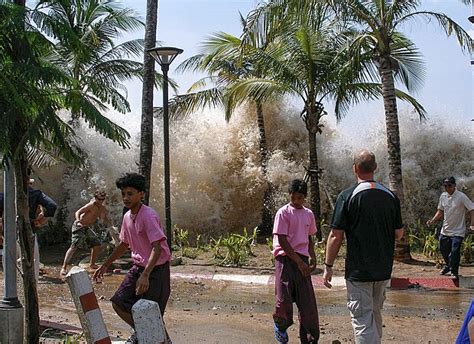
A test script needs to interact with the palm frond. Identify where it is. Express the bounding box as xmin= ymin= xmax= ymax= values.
xmin=154 ymin=87 xmax=225 ymax=120
xmin=394 ymin=88 xmax=427 ymax=120
xmin=395 ymin=11 xmax=473 ymax=53
xmin=227 ymin=78 xmax=294 ymax=105
xmin=176 ymin=54 xmax=206 ymax=74
xmin=333 ymin=82 xmax=426 ymax=120
xmin=65 ymin=91 xmax=131 ymax=148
